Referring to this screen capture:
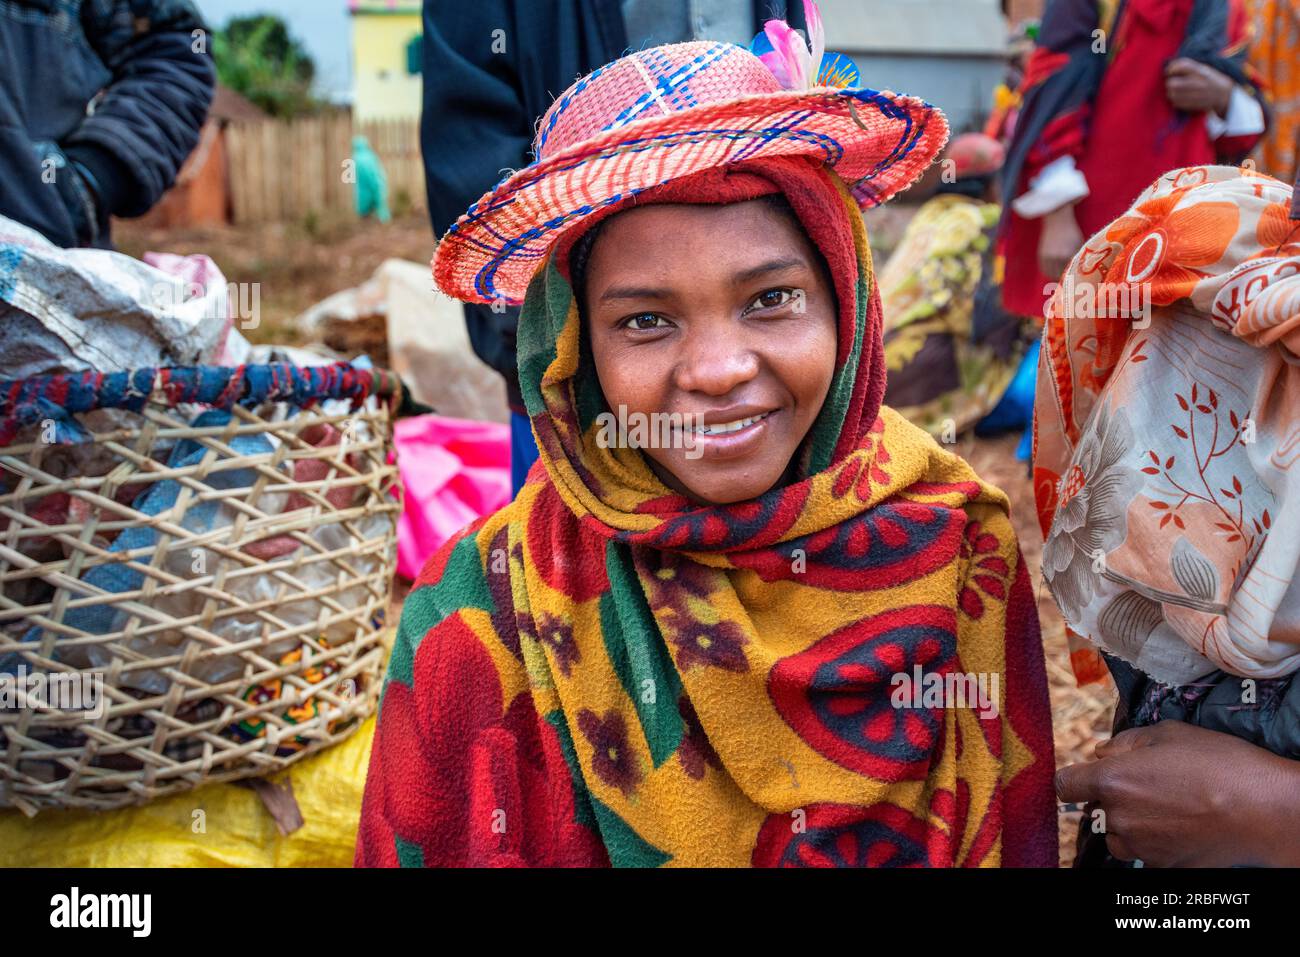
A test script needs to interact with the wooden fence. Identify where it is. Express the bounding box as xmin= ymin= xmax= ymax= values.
xmin=225 ymin=114 xmax=425 ymax=224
